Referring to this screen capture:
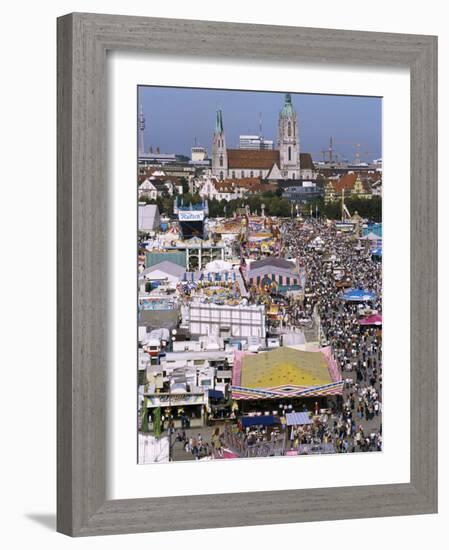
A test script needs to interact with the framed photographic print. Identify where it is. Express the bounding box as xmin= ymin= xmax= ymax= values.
xmin=57 ymin=13 xmax=438 ymax=536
